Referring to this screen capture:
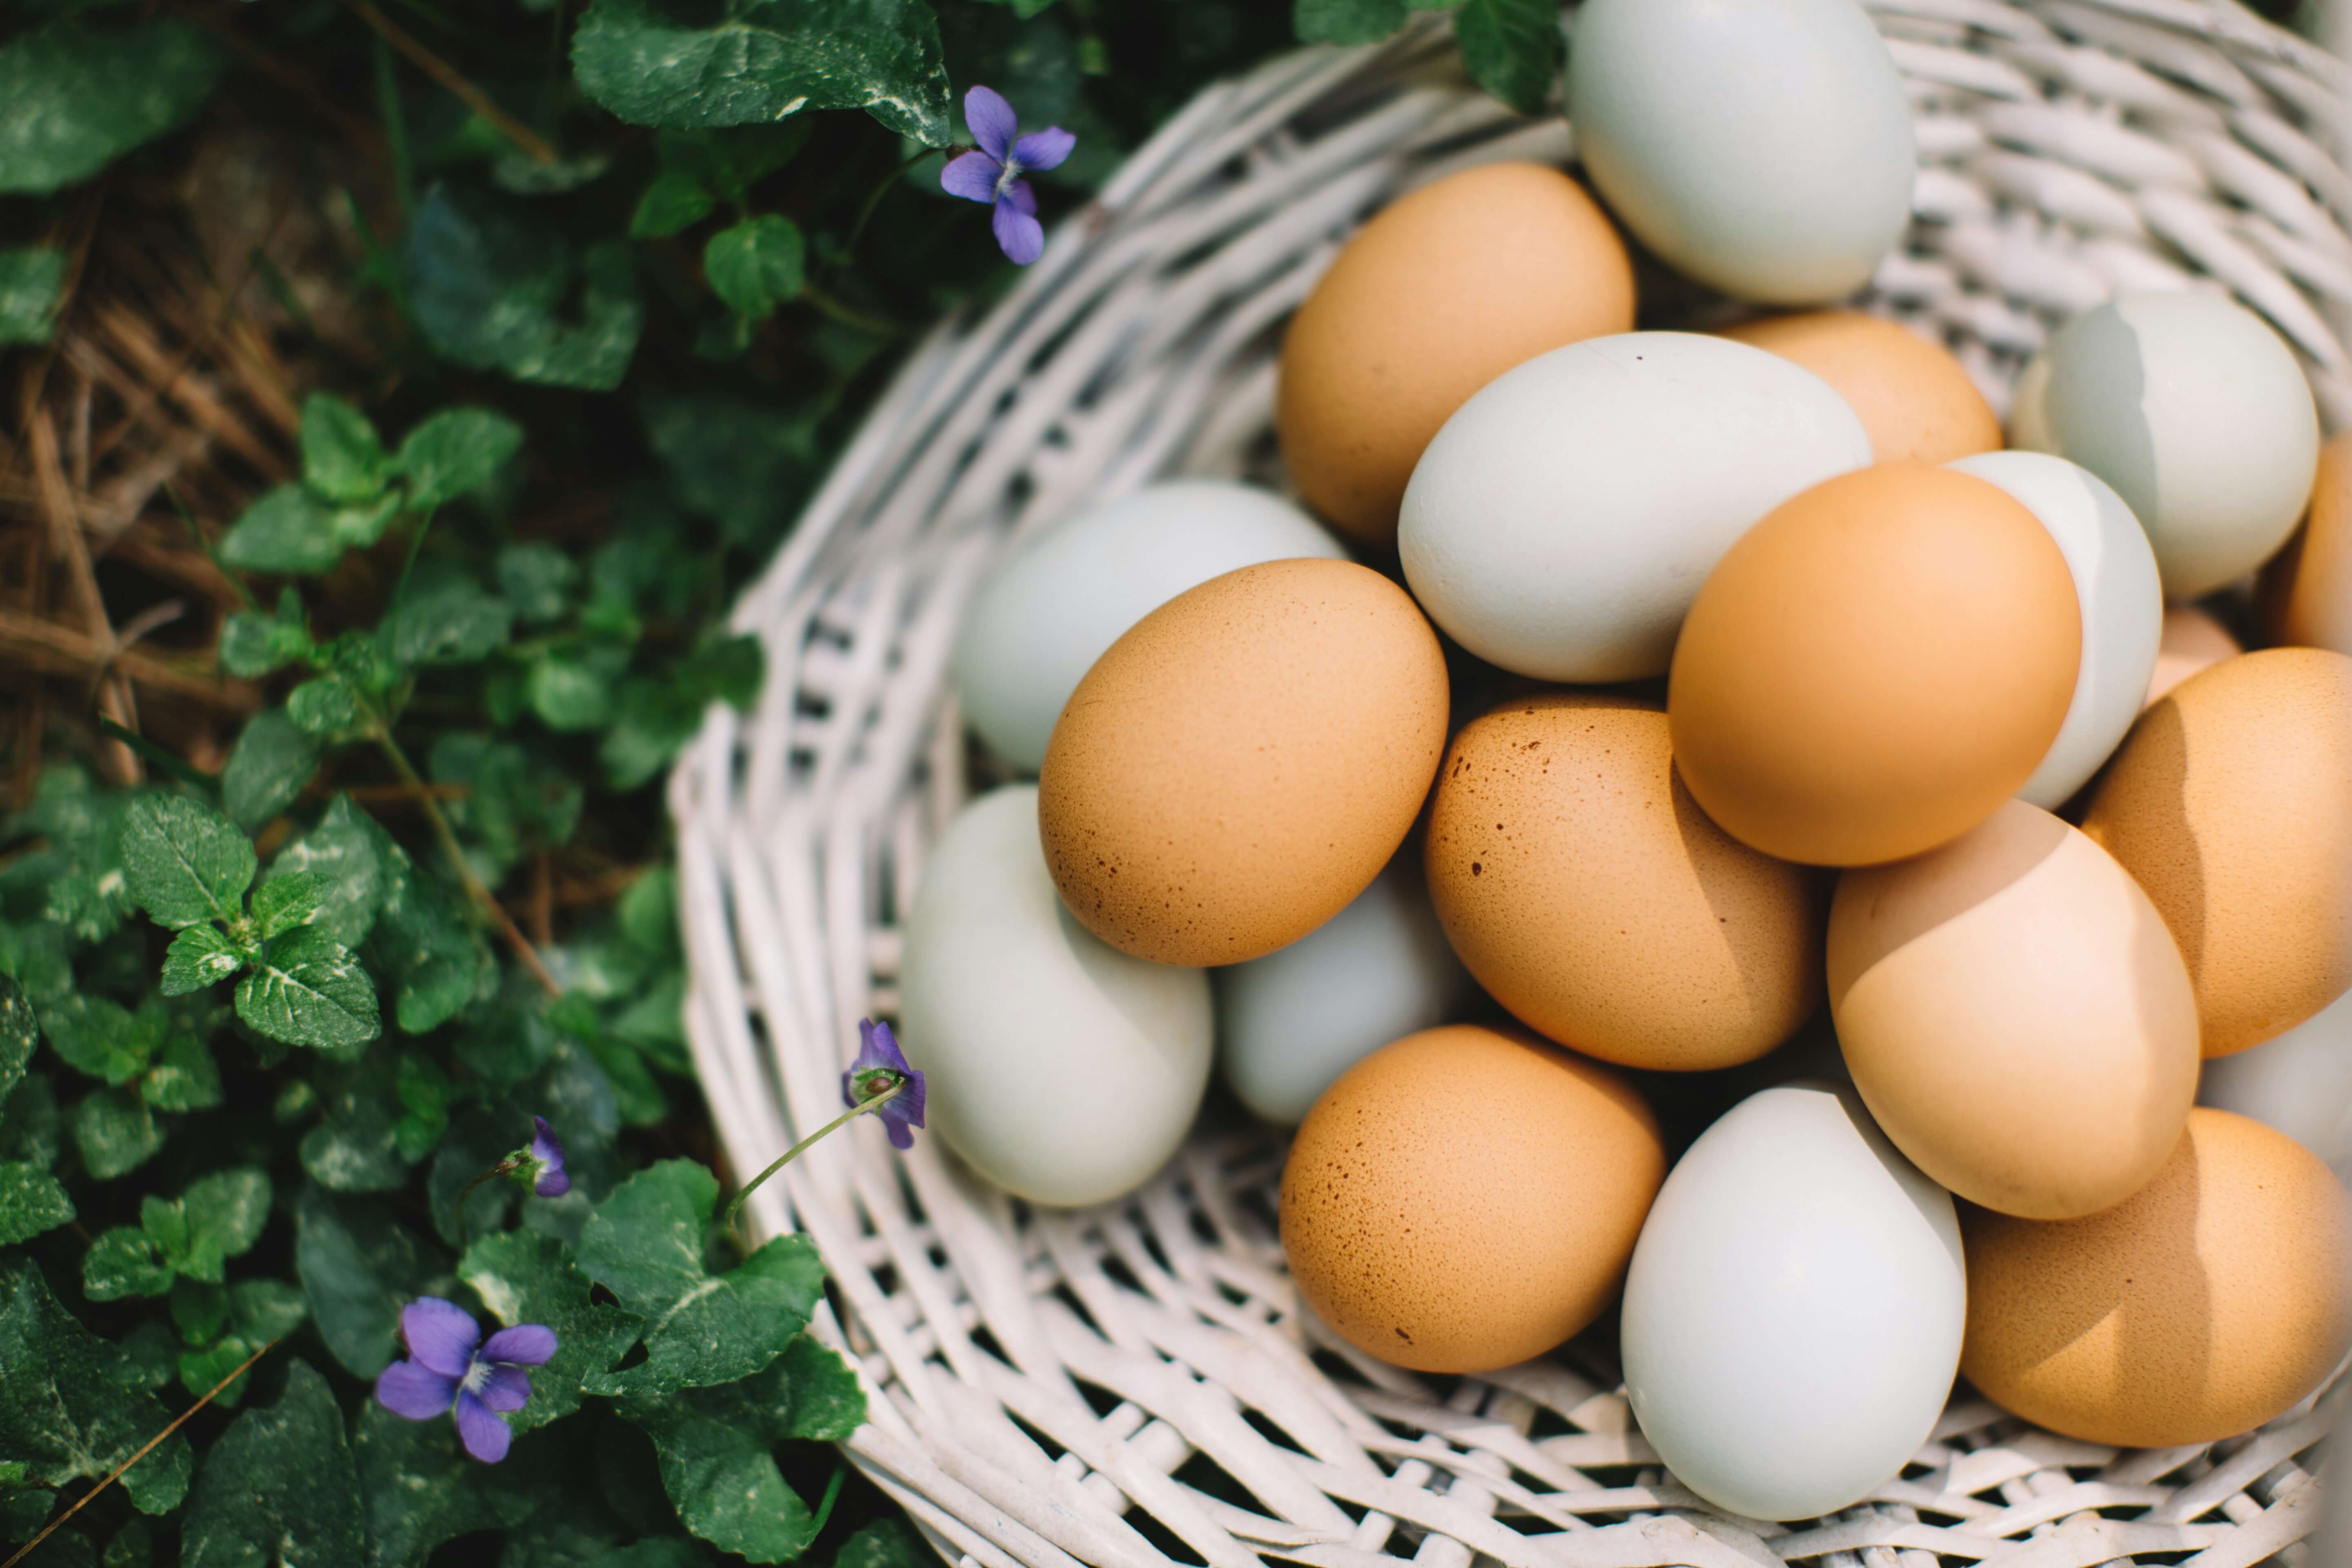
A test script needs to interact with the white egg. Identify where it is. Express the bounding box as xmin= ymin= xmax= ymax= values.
xmin=951 ymin=481 xmax=1346 ymax=771
xmin=1399 ymin=333 xmax=1869 ymax=682
xmin=899 ymin=785 xmax=1213 ymax=1206
xmin=1946 ymin=452 xmax=2163 ymax=808
xmin=2199 ymin=984 xmax=2352 ymax=1180
xmin=1216 ymin=856 xmax=1473 ymax=1125
xmin=1621 ymin=1082 xmax=1964 ymax=1522
xmin=2037 ymin=292 xmax=2320 ymax=599
xmin=1567 ymin=0 xmax=1915 ymax=304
